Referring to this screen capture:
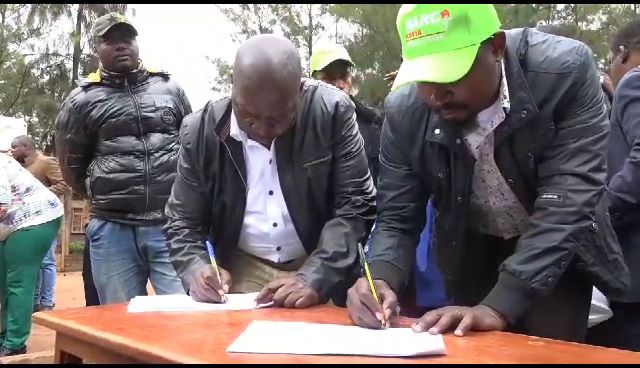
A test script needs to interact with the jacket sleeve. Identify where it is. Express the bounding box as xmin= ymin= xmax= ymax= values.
xmin=605 ymin=72 xmax=640 ymax=214
xmin=481 ymin=44 xmax=612 ymax=324
xmin=367 ymin=100 xmax=429 ymax=293
xmin=176 ymin=86 xmax=193 ymax=128
xmin=294 ymin=98 xmax=377 ymax=300
xmin=44 ymin=157 xmax=70 ymax=197
xmin=54 ymin=99 xmax=91 ymax=198
xmin=164 ymin=112 xmax=210 ymax=292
